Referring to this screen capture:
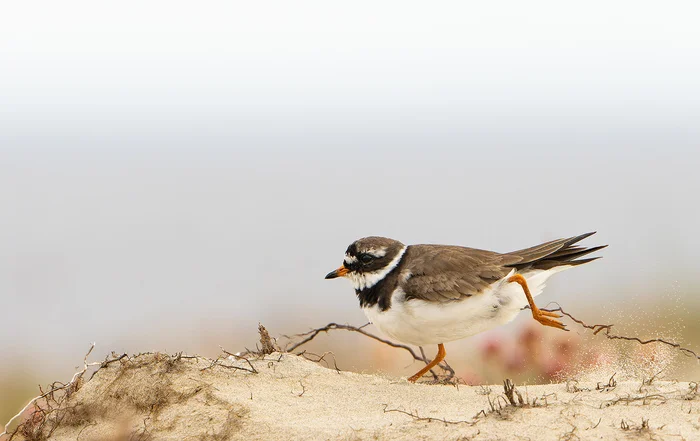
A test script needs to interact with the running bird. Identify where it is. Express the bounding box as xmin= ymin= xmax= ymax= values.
xmin=325 ymin=232 xmax=606 ymax=382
